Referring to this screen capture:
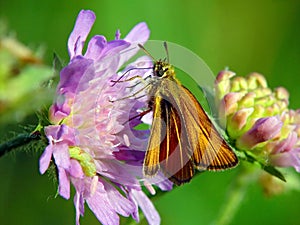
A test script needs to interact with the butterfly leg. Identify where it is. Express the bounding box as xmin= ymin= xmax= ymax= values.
xmin=110 ymin=65 xmax=153 ymax=85
xmin=125 ymin=74 xmax=152 ymax=89
xmin=109 ymin=83 xmax=151 ymax=103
